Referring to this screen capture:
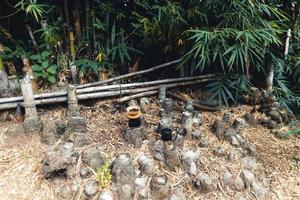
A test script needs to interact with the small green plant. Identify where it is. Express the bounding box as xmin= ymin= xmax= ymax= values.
xmin=75 ymin=58 xmax=101 ymax=76
xmin=96 ymin=160 xmax=112 ymax=189
xmin=31 ymin=51 xmax=57 ymax=83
